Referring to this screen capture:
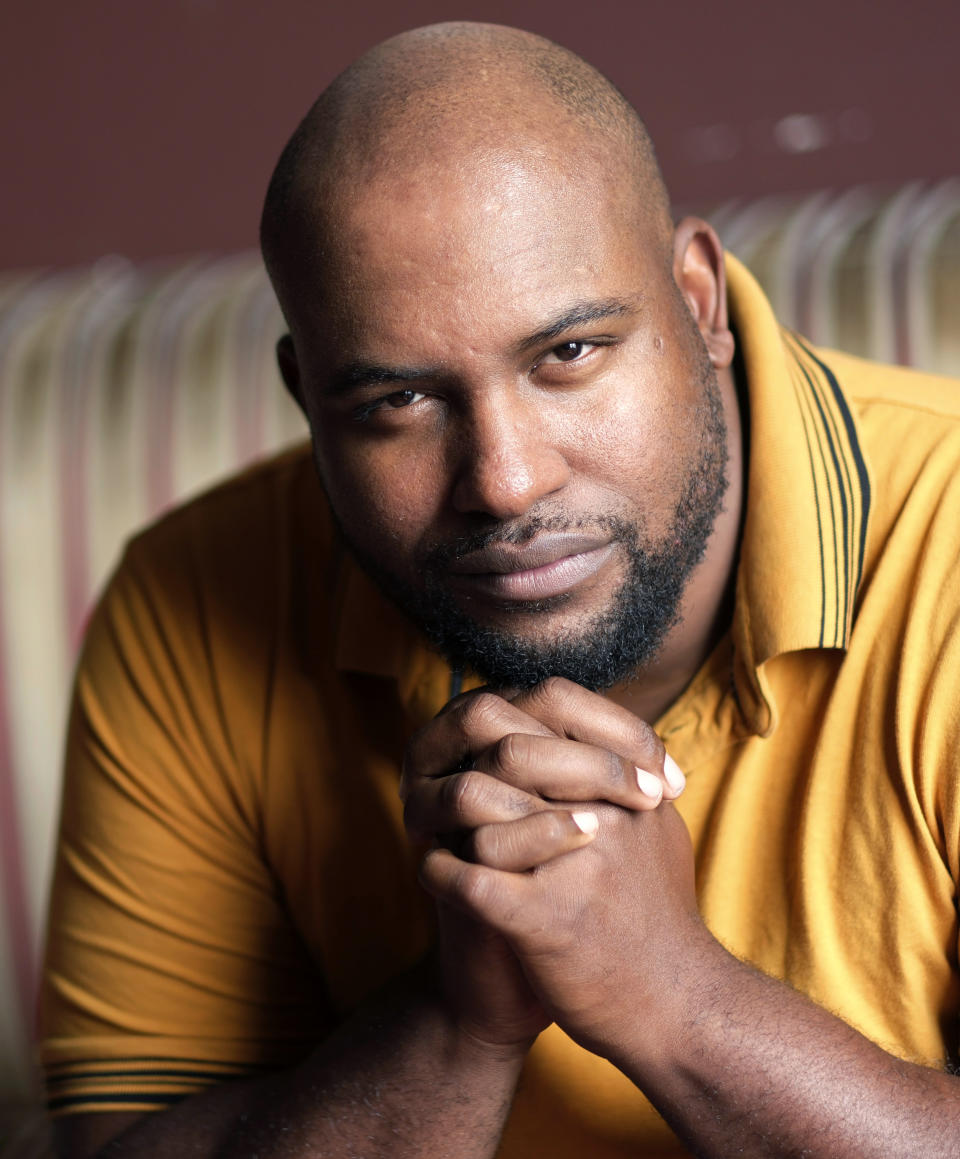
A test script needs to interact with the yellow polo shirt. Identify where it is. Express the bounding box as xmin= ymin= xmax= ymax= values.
xmin=40 ymin=257 xmax=960 ymax=1156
